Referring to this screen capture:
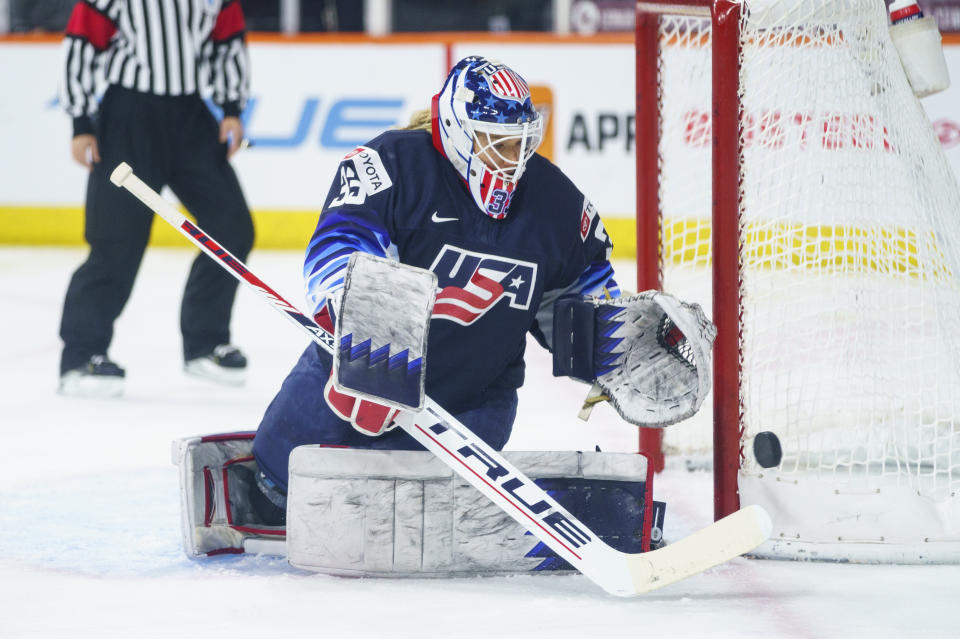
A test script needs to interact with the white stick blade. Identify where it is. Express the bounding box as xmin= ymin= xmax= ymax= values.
xmin=110 ymin=162 xmax=133 ymax=186
xmin=627 ymin=504 xmax=772 ymax=594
